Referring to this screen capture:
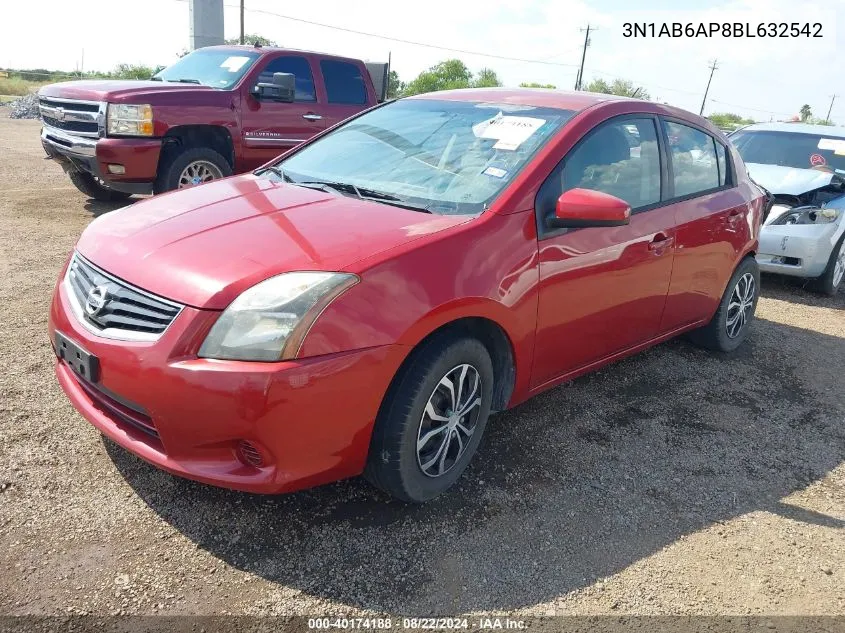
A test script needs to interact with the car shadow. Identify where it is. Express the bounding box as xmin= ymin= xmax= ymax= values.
xmin=83 ymin=197 xmax=139 ymax=217
xmin=107 ymin=315 xmax=845 ymax=613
